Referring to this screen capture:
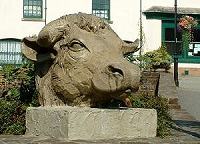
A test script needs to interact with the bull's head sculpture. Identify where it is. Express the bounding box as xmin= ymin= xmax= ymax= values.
xmin=22 ymin=13 xmax=140 ymax=107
